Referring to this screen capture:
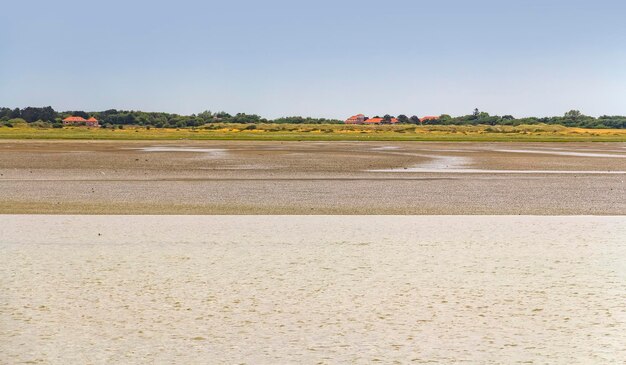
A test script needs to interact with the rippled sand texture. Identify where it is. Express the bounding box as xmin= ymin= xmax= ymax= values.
xmin=2 ymin=215 xmax=625 ymax=364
